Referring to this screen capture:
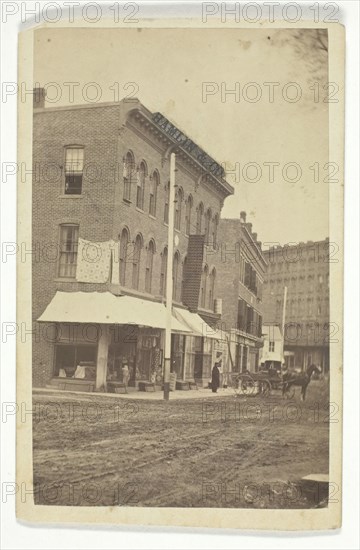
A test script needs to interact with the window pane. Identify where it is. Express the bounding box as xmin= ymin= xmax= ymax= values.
xmin=59 ymin=225 xmax=79 ymax=277
xmin=65 ymin=148 xmax=84 ymax=194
